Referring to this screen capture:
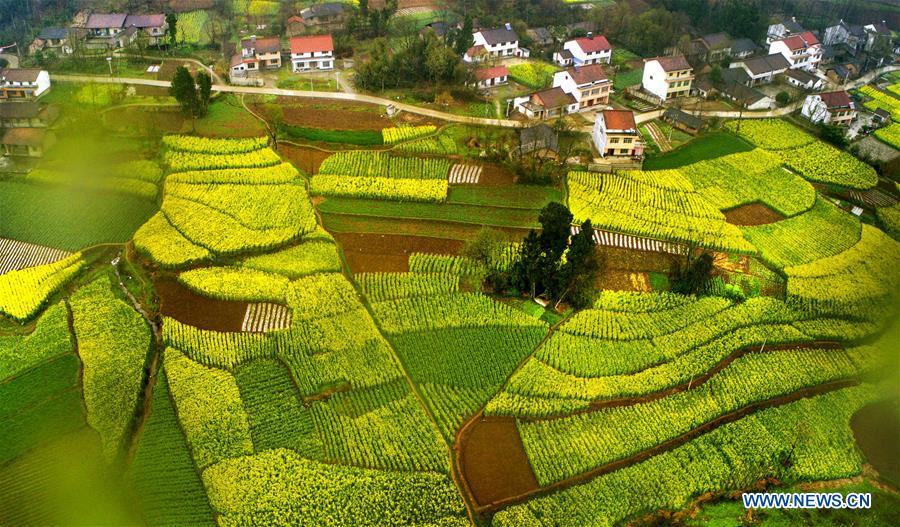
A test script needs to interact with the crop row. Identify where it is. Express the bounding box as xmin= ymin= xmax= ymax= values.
xmin=742 ymin=197 xmax=861 ymax=269
xmin=162 ymin=135 xmax=268 ymax=154
xmin=567 ymin=171 xmax=754 ymax=252
xmin=310 ymin=175 xmax=448 ymax=202
xmin=234 ymin=358 xmax=324 ymax=459
xmin=164 ymin=148 xmax=282 ymax=171
xmin=382 ymin=125 xmax=437 ymax=144
xmin=371 ymin=293 xmax=548 ymax=334
xmin=519 ymin=345 xmax=877 ymax=485
xmin=167 ymin=181 xmax=313 ymax=231
xmin=128 ymin=371 xmax=216 ymax=526
xmin=240 ymin=239 xmax=341 ymax=279
xmin=776 ymin=141 xmax=877 ymax=190
xmin=592 ymin=291 xmax=697 ymax=313
xmin=0 ymin=302 xmax=73 ymax=381
xmin=0 ymin=253 xmax=84 ymax=322
xmin=560 ymin=296 xmax=731 ymax=340
xmin=318 ymin=151 xmax=451 ymax=180
xmin=164 ymin=348 xmax=254 ymax=469
xmin=133 ymin=212 xmax=212 ymax=268
xmin=408 ymin=253 xmax=479 ymax=275
xmin=167 ymin=163 xmax=299 ymax=185
xmin=492 ymin=385 xmax=877 ymax=527
xmin=201 ymin=448 xmax=467 ymax=527
xmin=679 ymin=149 xmax=815 ymax=216
xmin=859 ymin=85 xmax=900 ymax=119
xmin=391 ymin=325 xmax=547 ymax=439
xmin=394 ymin=134 xmax=458 ymax=155
xmin=874 ymin=122 xmax=900 ymax=149
xmin=357 ymin=272 xmax=459 ymax=303
xmin=178 ymin=266 xmax=290 ymax=303
xmin=785 ymin=224 xmax=900 ymax=306
xmin=71 ymin=276 xmax=152 ymax=462
xmin=725 ymin=119 xmax=816 ymax=150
